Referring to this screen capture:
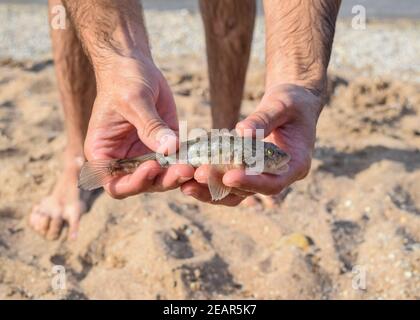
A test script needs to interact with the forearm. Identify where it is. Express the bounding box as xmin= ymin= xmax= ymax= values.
xmin=63 ymin=0 xmax=151 ymax=70
xmin=264 ymin=0 xmax=341 ymax=96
